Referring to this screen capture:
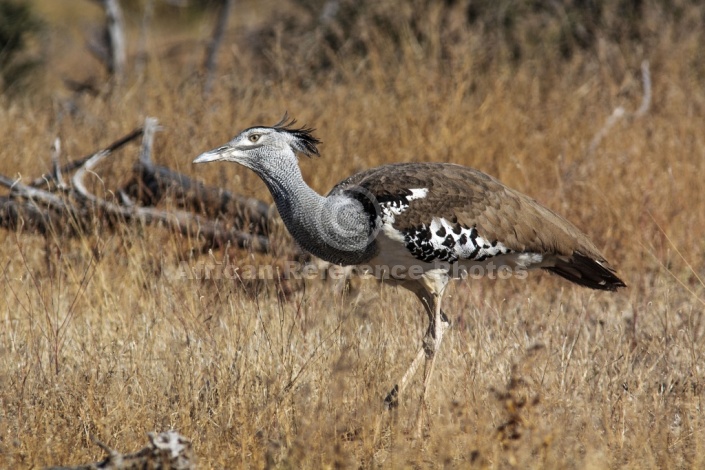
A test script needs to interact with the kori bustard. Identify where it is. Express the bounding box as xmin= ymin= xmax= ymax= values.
xmin=194 ymin=116 xmax=625 ymax=412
